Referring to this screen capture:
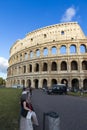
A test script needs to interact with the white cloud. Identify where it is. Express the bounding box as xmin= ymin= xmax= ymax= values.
xmin=0 ymin=57 xmax=8 ymax=79
xmin=61 ymin=6 xmax=76 ymax=22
